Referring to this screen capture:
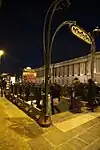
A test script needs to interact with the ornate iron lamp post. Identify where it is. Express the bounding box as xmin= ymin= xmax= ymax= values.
xmin=38 ymin=0 xmax=71 ymax=127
